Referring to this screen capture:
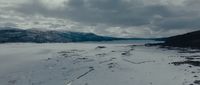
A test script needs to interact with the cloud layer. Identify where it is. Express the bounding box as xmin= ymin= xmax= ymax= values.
xmin=0 ymin=0 xmax=200 ymax=37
